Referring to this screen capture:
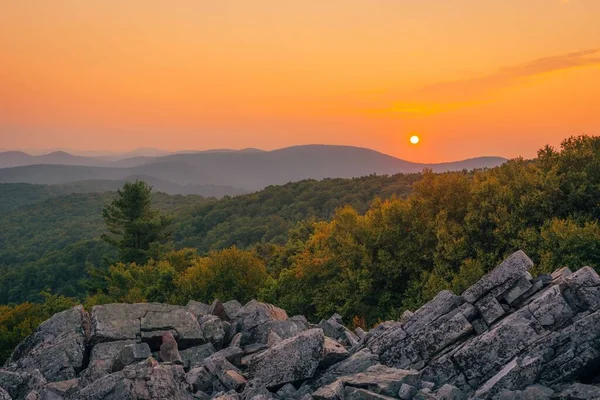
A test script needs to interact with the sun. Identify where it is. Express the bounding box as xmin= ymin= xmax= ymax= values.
xmin=410 ymin=135 xmax=420 ymax=145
